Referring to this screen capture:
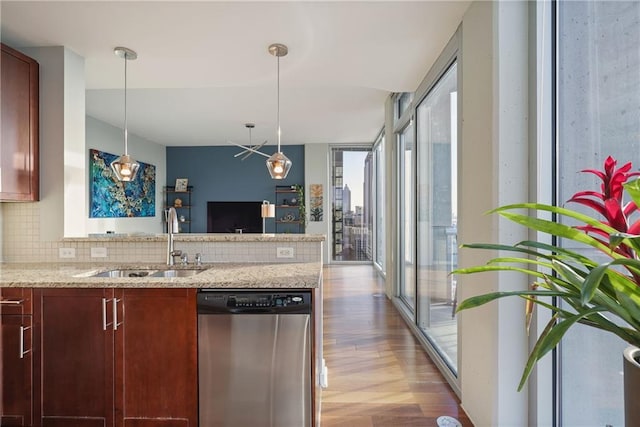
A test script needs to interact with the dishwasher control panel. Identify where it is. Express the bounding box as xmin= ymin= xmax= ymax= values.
xmin=230 ymin=294 xmax=305 ymax=308
xmin=197 ymin=290 xmax=311 ymax=314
